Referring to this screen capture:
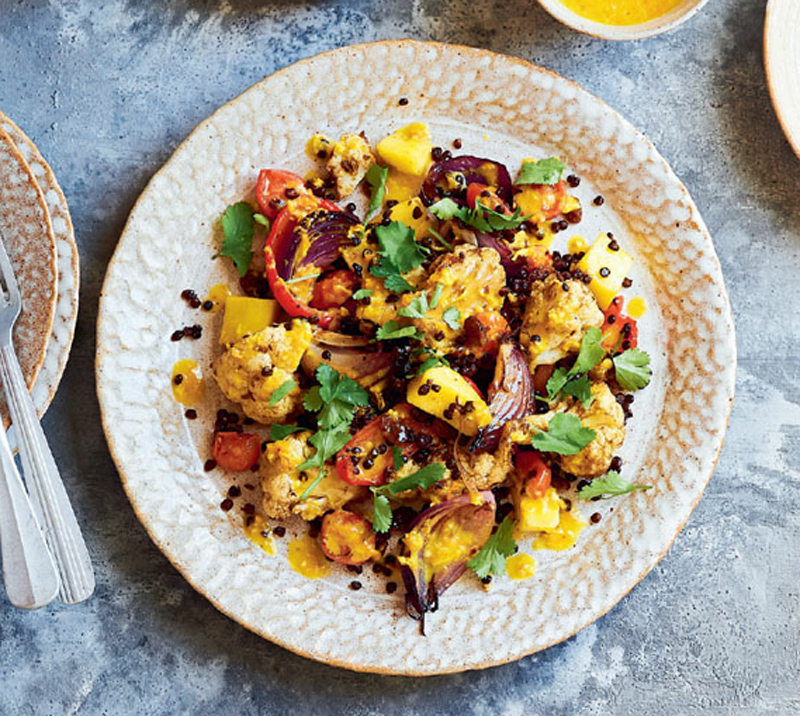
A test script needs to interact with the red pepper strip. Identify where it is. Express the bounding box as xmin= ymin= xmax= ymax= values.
xmin=515 ymin=450 xmax=552 ymax=499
